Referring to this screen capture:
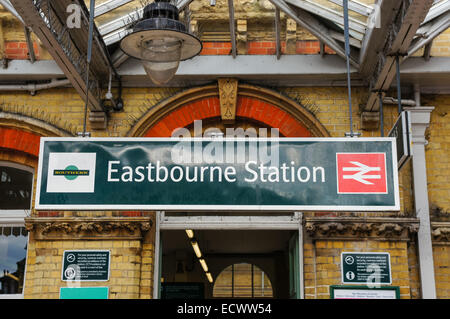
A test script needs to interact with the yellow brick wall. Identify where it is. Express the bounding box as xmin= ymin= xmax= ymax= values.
xmin=23 ymin=237 xmax=149 ymax=299
xmin=433 ymin=245 xmax=450 ymax=299
xmin=0 ymin=87 xmax=182 ymax=137
xmin=0 ymin=86 xmax=380 ymax=138
xmin=422 ymin=94 xmax=450 ymax=213
xmin=304 ymin=240 xmax=413 ymax=299
xmin=407 ymin=241 xmax=421 ymax=299
xmin=430 ymin=28 xmax=450 ymax=57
